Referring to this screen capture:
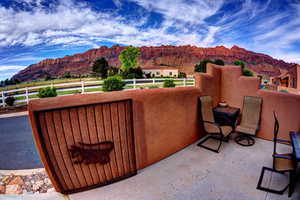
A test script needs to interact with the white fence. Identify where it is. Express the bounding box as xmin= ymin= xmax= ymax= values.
xmin=0 ymin=78 xmax=195 ymax=107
